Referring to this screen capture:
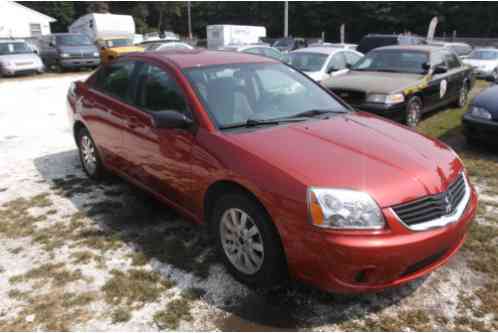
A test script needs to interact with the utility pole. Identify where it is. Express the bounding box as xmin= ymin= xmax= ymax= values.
xmin=284 ymin=1 xmax=288 ymax=37
xmin=187 ymin=1 xmax=192 ymax=39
